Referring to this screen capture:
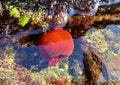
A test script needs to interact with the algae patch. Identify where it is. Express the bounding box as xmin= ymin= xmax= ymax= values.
xmin=0 ymin=67 xmax=18 ymax=84
xmin=25 ymin=59 xmax=72 ymax=85
xmin=85 ymin=28 xmax=108 ymax=52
